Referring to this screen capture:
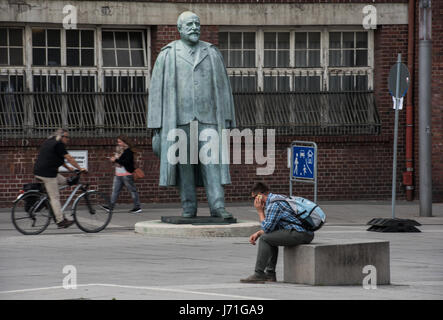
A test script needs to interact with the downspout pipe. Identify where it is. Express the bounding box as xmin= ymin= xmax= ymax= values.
xmin=403 ymin=0 xmax=416 ymax=201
